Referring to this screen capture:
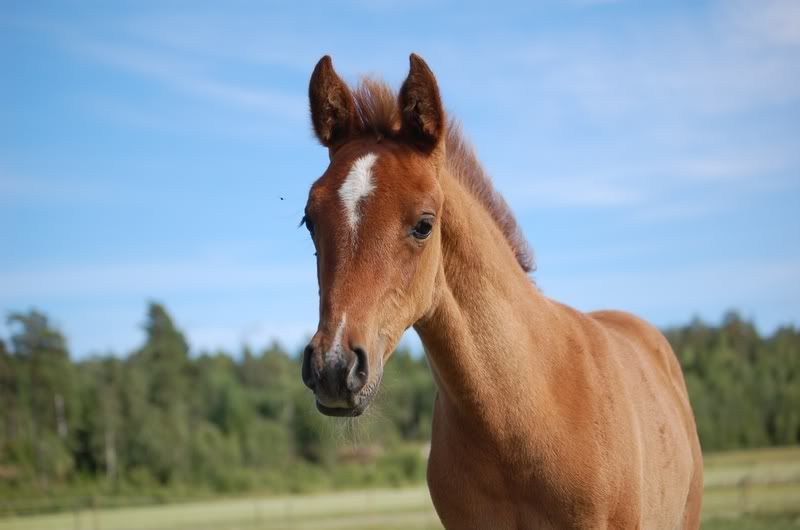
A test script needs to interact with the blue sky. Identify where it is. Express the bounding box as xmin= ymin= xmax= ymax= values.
xmin=2 ymin=0 xmax=799 ymax=358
